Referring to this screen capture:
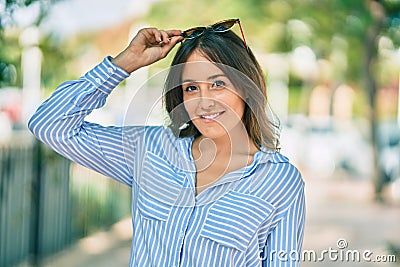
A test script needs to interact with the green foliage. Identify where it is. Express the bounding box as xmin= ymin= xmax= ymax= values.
xmin=39 ymin=35 xmax=76 ymax=93
xmin=145 ymin=0 xmax=399 ymax=86
xmin=0 ymin=33 xmax=21 ymax=87
xmin=1 ymin=0 xmax=53 ymax=29
xmin=0 ymin=0 xmax=72 ymax=91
